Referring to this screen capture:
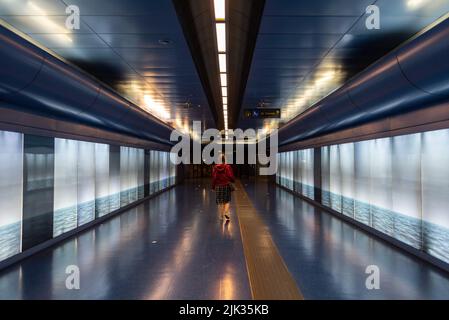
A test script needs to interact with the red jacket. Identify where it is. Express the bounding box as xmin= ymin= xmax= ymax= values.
xmin=212 ymin=164 xmax=235 ymax=189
